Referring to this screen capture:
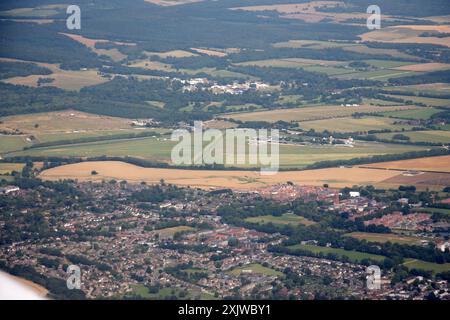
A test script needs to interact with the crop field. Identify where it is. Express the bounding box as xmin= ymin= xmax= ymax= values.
xmin=245 ymin=213 xmax=316 ymax=226
xmin=379 ymin=107 xmax=442 ymax=120
xmin=360 ymin=26 xmax=450 ymax=48
xmin=224 ymin=105 xmax=418 ymax=123
xmin=39 ymin=161 xmax=411 ymax=190
xmin=144 ymin=50 xmax=198 ymax=58
xmin=287 ymin=244 xmax=386 ymax=263
xmin=394 ymin=63 xmax=450 ymax=72
xmin=299 ymin=116 xmax=415 ymax=133
xmin=376 ymin=130 xmax=450 ymax=144
xmin=364 ymin=155 xmax=450 ymax=173
xmin=344 ymin=232 xmax=423 ymax=245
xmin=403 ymin=259 xmax=450 ymax=274
xmin=227 ymin=263 xmax=283 ymax=277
